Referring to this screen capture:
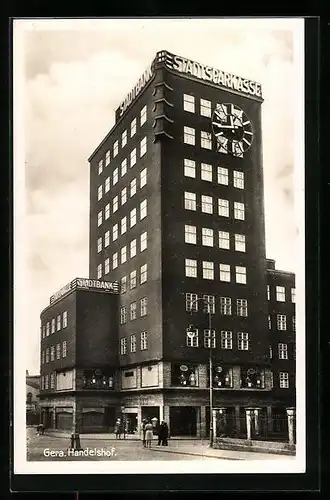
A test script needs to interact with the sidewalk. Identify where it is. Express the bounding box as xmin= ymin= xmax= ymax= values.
xmin=44 ymin=430 xmax=196 ymax=441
